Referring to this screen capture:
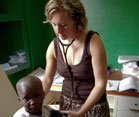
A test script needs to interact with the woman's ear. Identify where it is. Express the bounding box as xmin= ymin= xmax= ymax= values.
xmin=74 ymin=22 xmax=79 ymax=33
